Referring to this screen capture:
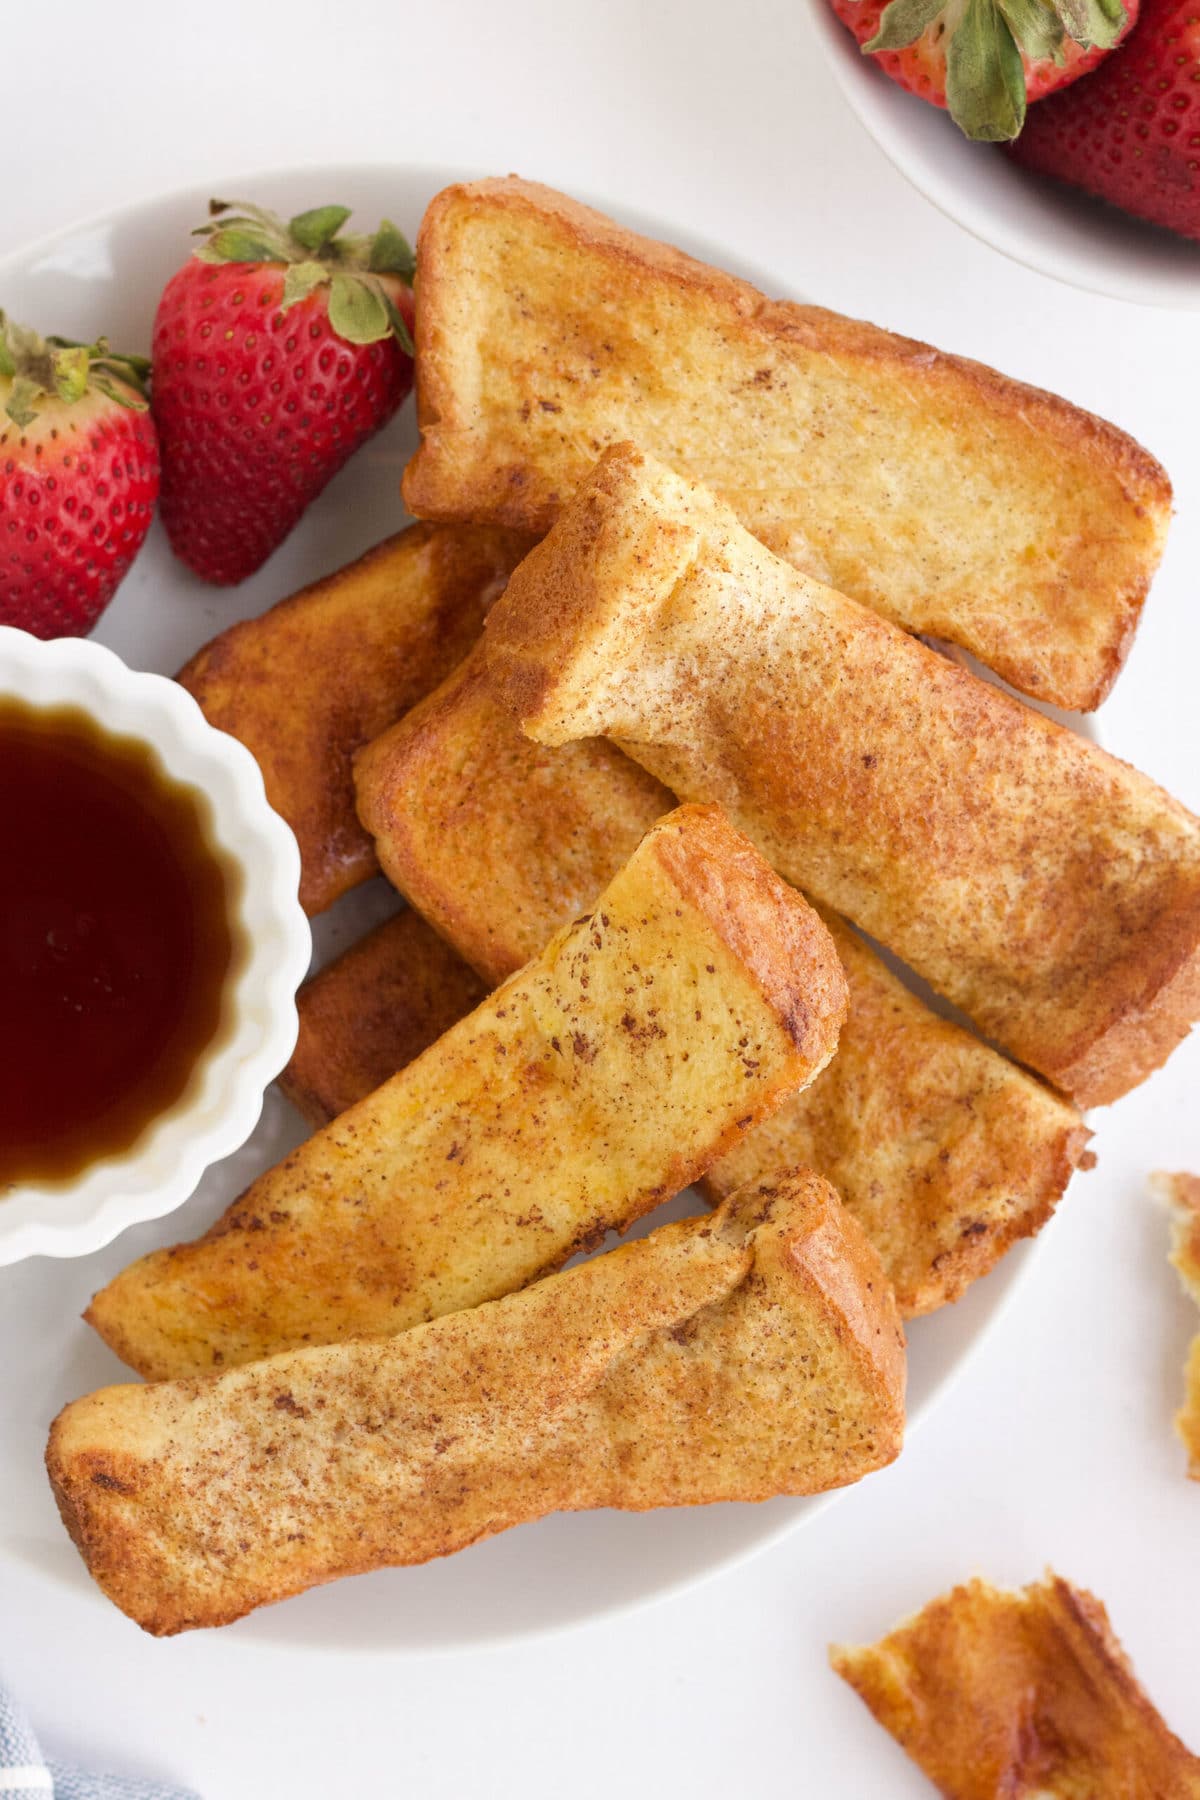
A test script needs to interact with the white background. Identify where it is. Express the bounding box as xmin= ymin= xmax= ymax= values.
xmin=2 ymin=2 xmax=1199 ymax=1794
